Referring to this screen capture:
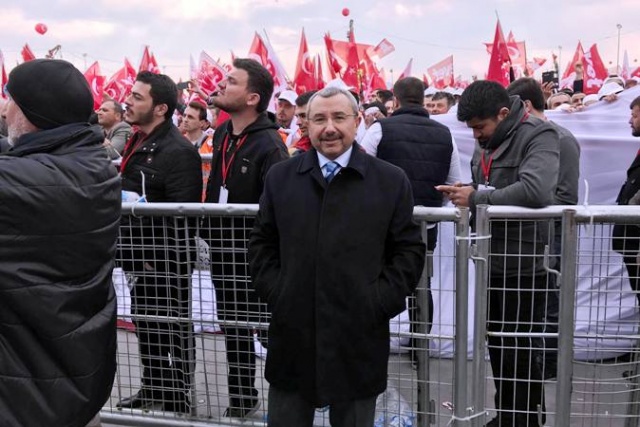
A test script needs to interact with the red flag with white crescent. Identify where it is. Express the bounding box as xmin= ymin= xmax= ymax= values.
xmin=104 ymin=58 xmax=136 ymax=103
xmin=84 ymin=61 xmax=105 ymax=110
xmin=324 ymin=33 xmax=343 ymax=78
xmin=293 ymin=29 xmax=316 ymax=93
xmin=486 ymin=20 xmax=511 ymax=87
